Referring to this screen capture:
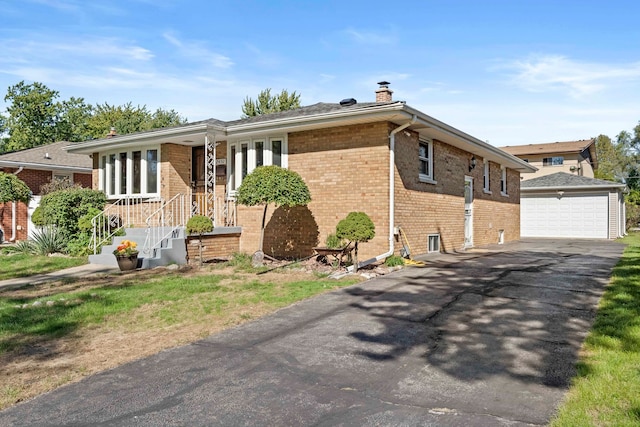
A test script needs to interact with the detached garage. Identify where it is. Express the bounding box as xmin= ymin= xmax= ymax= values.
xmin=521 ymin=172 xmax=625 ymax=239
